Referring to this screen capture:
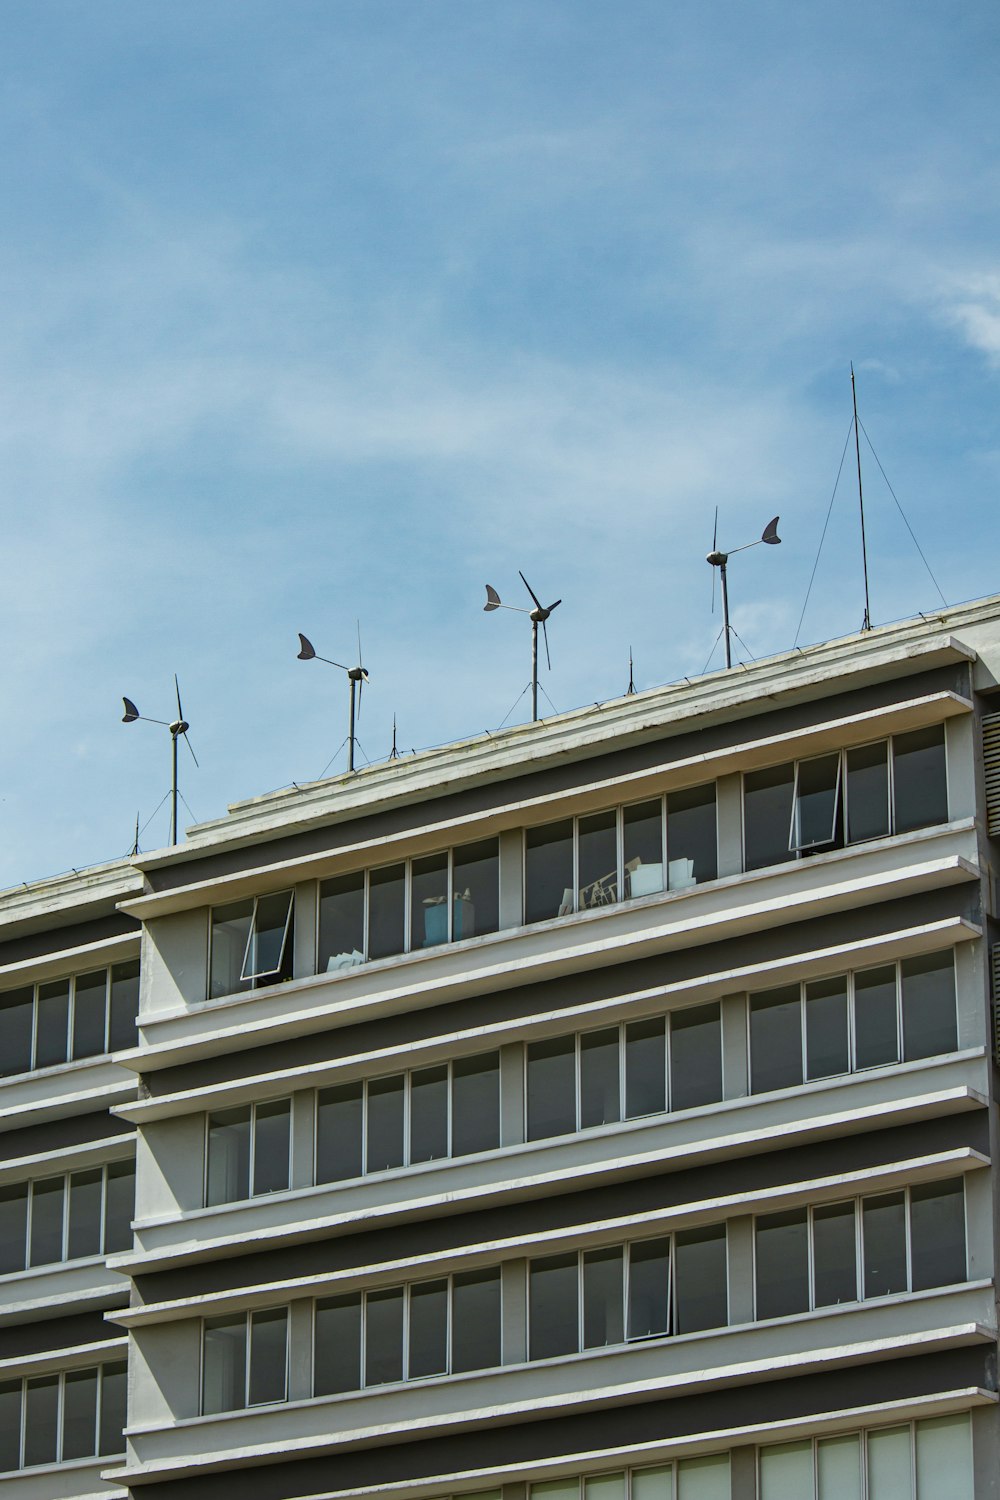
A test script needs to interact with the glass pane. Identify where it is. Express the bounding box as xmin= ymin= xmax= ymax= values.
xmin=452 ymin=838 xmax=500 ymax=939
xmin=624 ymin=801 xmax=664 ymax=899
xmin=759 ymin=1441 xmax=813 ymax=1500
xmin=627 ymin=1237 xmax=670 ymax=1339
xmin=368 ymin=864 xmax=405 ymax=960
xmin=72 ymin=970 xmax=107 ymax=1060
xmin=99 ymin=1361 xmax=128 ymax=1456
xmin=631 ymin=1466 xmax=673 ymax=1500
xmin=243 ymin=892 xmax=293 ymax=981
xmin=580 ymin=1029 xmax=621 ymax=1128
xmin=910 ymin=1178 xmax=966 ymax=1290
xmin=675 ymin=1225 xmax=728 ymax=1333
xmin=365 ymin=1286 xmax=404 ymax=1385
xmin=316 ymin=1083 xmax=363 ymax=1183
xmin=0 ymin=987 xmax=33 ymax=1076
xmin=452 ymin=1053 xmax=500 ymax=1156
xmin=901 ymin=952 xmax=957 ymax=1060
xmin=67 ymin=1169 xmax=103 ymax=1259
xmin=62 ymin=1367 xmax=98 ymax=1460
xmin=525 ymin=821 xmax=574 ymax=923
xmin=817 ymin=1432 xmax=861 ymax=1500
xmin=756 ymin=1210 xmax=809 ymax=1318
xmin=526 ymin=1035 xmax=577 ymax=1140
xmin=366 ymin=1075 xmax=405 ymax=1172
xmin=743 ymin=763 xmax=795 ymax=870
xmin=915 ymin=1414 xmax=973 ymax=1500
xmin=318 ymin=873 xmax=365 ymax=971
xmin=867 ymin=1425 xmax=912 ymax=1500
xmin=893 ymin=724 xmax=947 ymax=833
xmin=412 ymin=853 xmax=449 ymax=949
xmin=676 ymin=1455 xmax=730 ymax=1500
xmin=35 ymin=979 xmax=69 ymax=1068
xmin=532 ymin=1484 xmax=579 ymax=1500
xmin=582 ymin=1245 xmax=624 ymax=1347
xmin=529 ymin=1253 xmax=579 ymax=1359
xmin=862 ymin=1192 xmax=907 ymax=1297
xmin=586 ymin=1475 xmax=626 ymax=1500
xmin=408 ymin=1278 xmax=448 ymax=1377
xmin=23 ymin=1375 xmax=58 ymax=1466
xmin=29 ymin=1177 xmax=64 ymax=1267
xmin=667 ymin=783 xmax=717 ymax=887
xmin=210 ymin=902 xmax=253 ymax=998
xmin=0 ymin=1380 xmax=21 ymax=1471
xmin=452 ymin=1267 xmax=502 ymax=1373
xmin=253 ymin=1101 xmax=291 ymax=1195
xmin=625 ymin=1017 xmax=666 ymax=1118
xmin=578 ymin=810 xmax=619 ymax=909
xmin=670 ymin=1003 xmax=722 ymax=1110
xmin=0 ymin=1185 xmax=27 ymax=1274
xmin=410 ymin=1065 xmax=448 ymax=1163
xmin=206 ymin=1107 xmax=251 ymax=1205
xmin=806 ymin=976 xmax=849 ymax=1080
xmin=846 ymin=741 xmax=890 ymax=843
xmin=793 ymin=753 xmax=842 ymax=850
xmin=750 ymin=987 xmax=802 ymax=1094
xmin=314 ymin=1294 xmax=361 ymax=1394
xmin=104 ymin=1161 xmax=135 ymax=1254
xmin=249 ymin=1308 xmax=288 ymax=1404
xmin=813 ymin=1201 xmax=857 ymax=1307
xmin=854 ymin=965 xmax=899 ymax=1069
xmin=203 ymin=1316 xmax=247 ymax=1413
xmin=108 ymin=960 xmax=141 ymax=1052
